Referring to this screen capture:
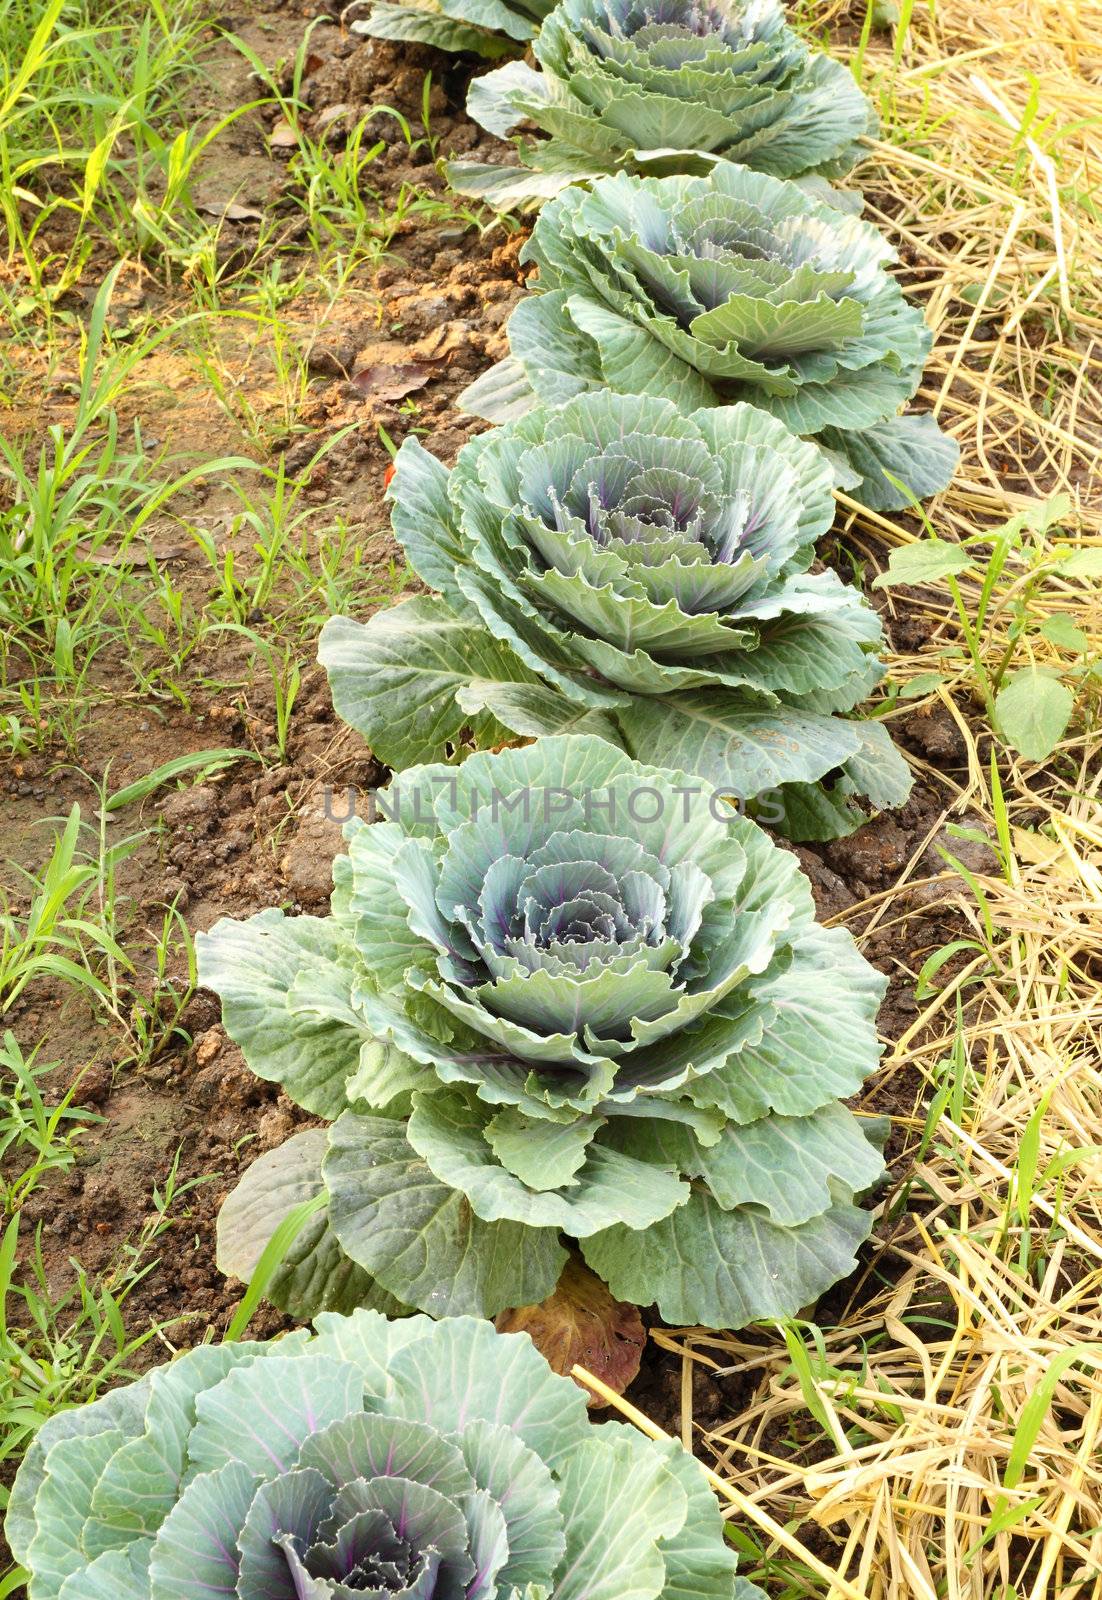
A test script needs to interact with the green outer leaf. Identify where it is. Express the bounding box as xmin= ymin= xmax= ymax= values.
xmin=406 ymin=1086 xmax=689 ymax=1236
xmin=195 ymin=909 xmax=364 ymax=1119
xmin=384 ymin=1315 xmax=592 ymax=1465
xmin=323 ymin=1112 xmax=567 ymax=1317
xmin=764 ymin=778 xmax=863 ymax=842
xmin=59 ymin=1546 xmax=149 ymax=1600
xmin=551 ymin=1431 xmax=686 ymax=1600
xmin=307 ymin=1306 xmax=436 ymax=1394
xmin=351 ymin=5 xmax=521 ymax=57
xmin=147 ymin=1460 xmax=258 ymax=1598
xmin=319 ymin=603 xmax=539 ymax=769
xmin=608 ymin=1101 xmax=885 ymax=1227
xmin=458 ymin=353 xmax=542 ymax=424
xmin=187 ymin=1351 xmax=363 ymax=1476
xmin=8 ymin=1374 xmax=154 ymax=1569
xmin=27 ymin=1429 xmax=125 ymax=1598
xmin=451 ymin=1418 xmax=567 ymax=1586
xmin=85 ymin=1346 xmax=264 ymax=1549
xmin=582 ymin=1184 xmax=874 ymax=1326
xmin=456 ymin=679 xmax=627 ymax=744
xmin=216 ymin=1129 xmax=406 ymax=1321
xmin=647 ymin=1433 xmax=749 ymax=1600
xmin=694 ymin=924 xmax=884 ymax=1122
xmin=613 ymin=692 xmax=862 ymax=798
xmin=387 ymin=436 xmax=471 ymax=614
xmin=485 ymin=1107 xmax=602 ymax=1189
xmin=840 ymin=717 xmax=914 ymax=809
xmin=818 ymin=414 xmax=959 ymax=512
